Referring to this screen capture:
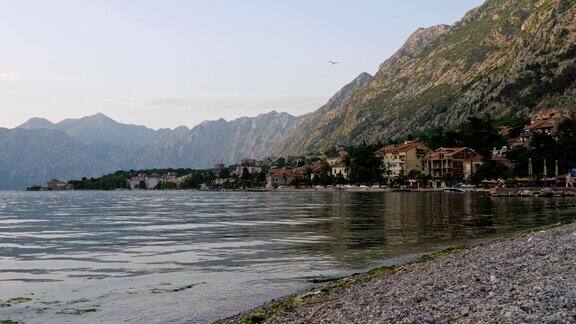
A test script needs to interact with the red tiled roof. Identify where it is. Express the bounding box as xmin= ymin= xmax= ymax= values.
xmin=311 ymin=161 xmax=329 ymax=173
xmin=525 ymin=119 xmax=556 ymax=131
xmin=293 ymin=167 xmax=309 ymax=177
xmin=268 ymin=168 xmax=294 ymax=177
xmin=380 ymin=141 xmax=428 ymax=154
xmin=492 ymin=156 xmax=511 ymax=164
xmin=429 ymin=147 xmax=481 ymax=160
